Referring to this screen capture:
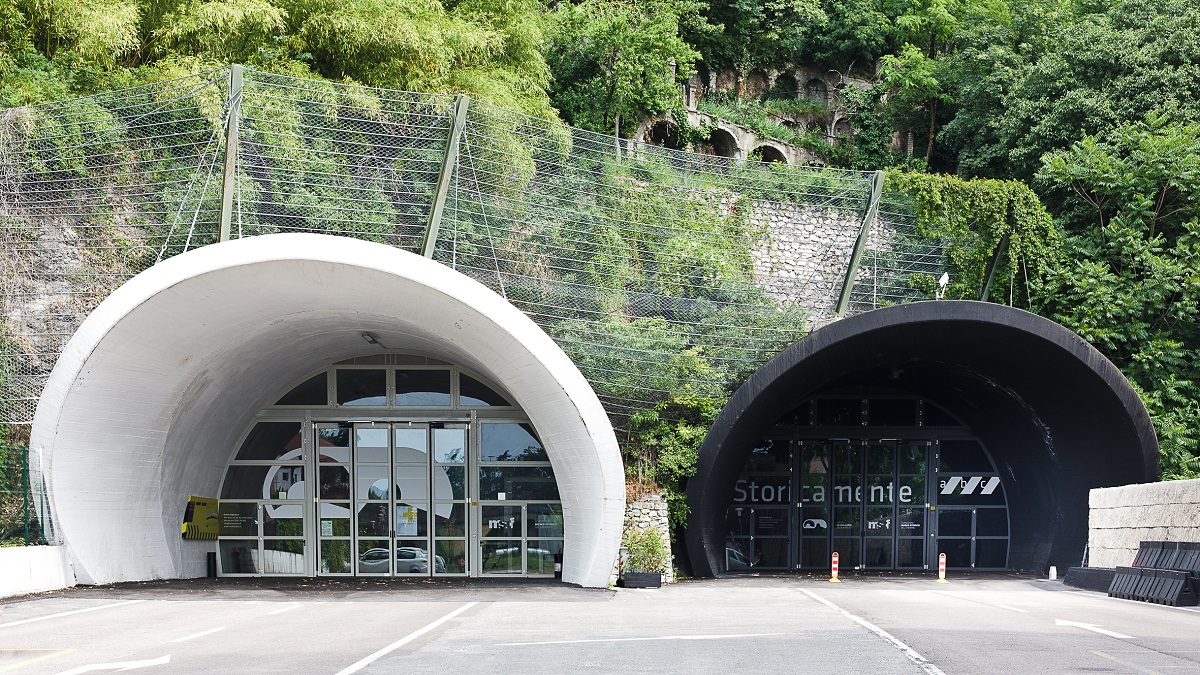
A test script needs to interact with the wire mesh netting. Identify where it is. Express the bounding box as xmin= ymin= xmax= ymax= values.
xmin=1 ymin=66 xmax=949 ymax=430
xmin=0 ymin=445 xmax=56 ymax=545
